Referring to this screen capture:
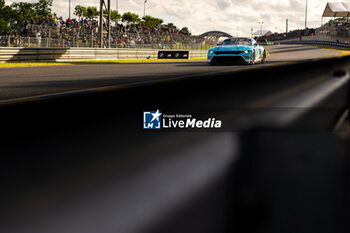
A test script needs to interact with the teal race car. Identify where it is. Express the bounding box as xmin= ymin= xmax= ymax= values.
xmin=208 ymin=38 xmax=268 ymax=65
